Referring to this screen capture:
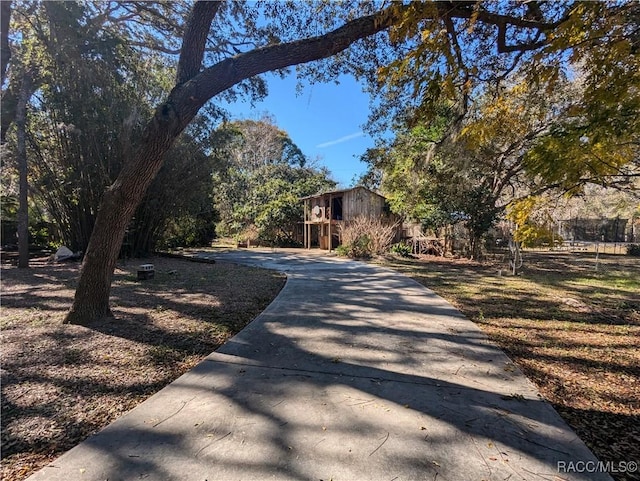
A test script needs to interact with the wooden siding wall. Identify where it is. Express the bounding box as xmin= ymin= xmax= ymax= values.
xmin=305 ymin=187 xmax=386 ymax=223
xmin=342 ymin=187 xmax=385 ymax=219
xmin=302 ymin=187 xmax=398 ymax=249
